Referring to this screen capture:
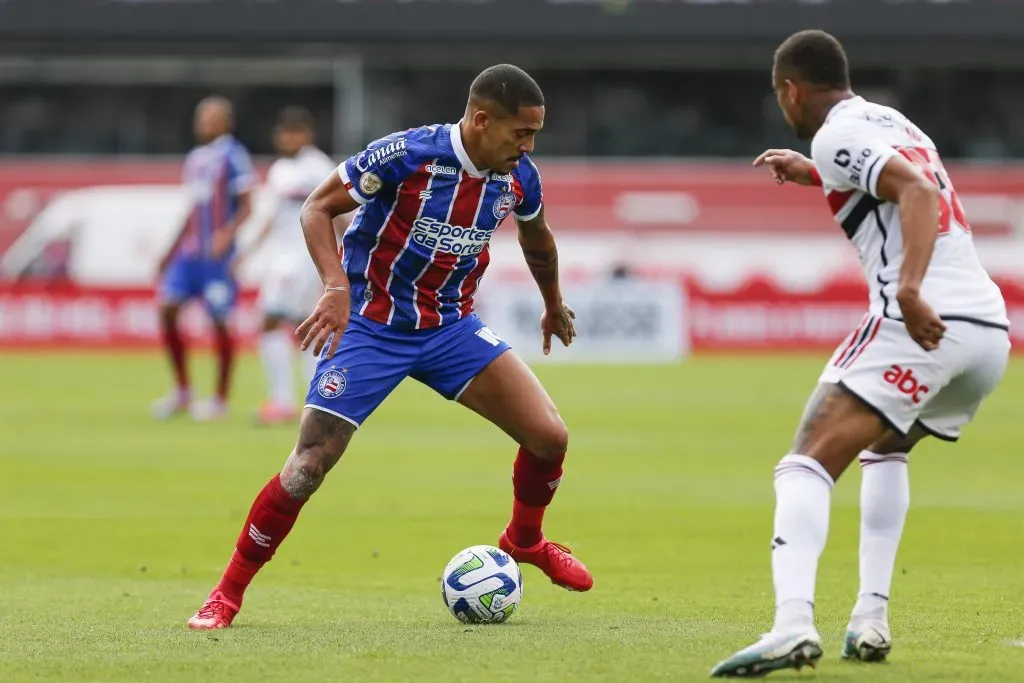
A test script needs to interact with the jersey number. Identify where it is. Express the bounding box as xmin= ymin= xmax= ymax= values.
xmin=895 ymin=146 xmax=971 ymax=236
